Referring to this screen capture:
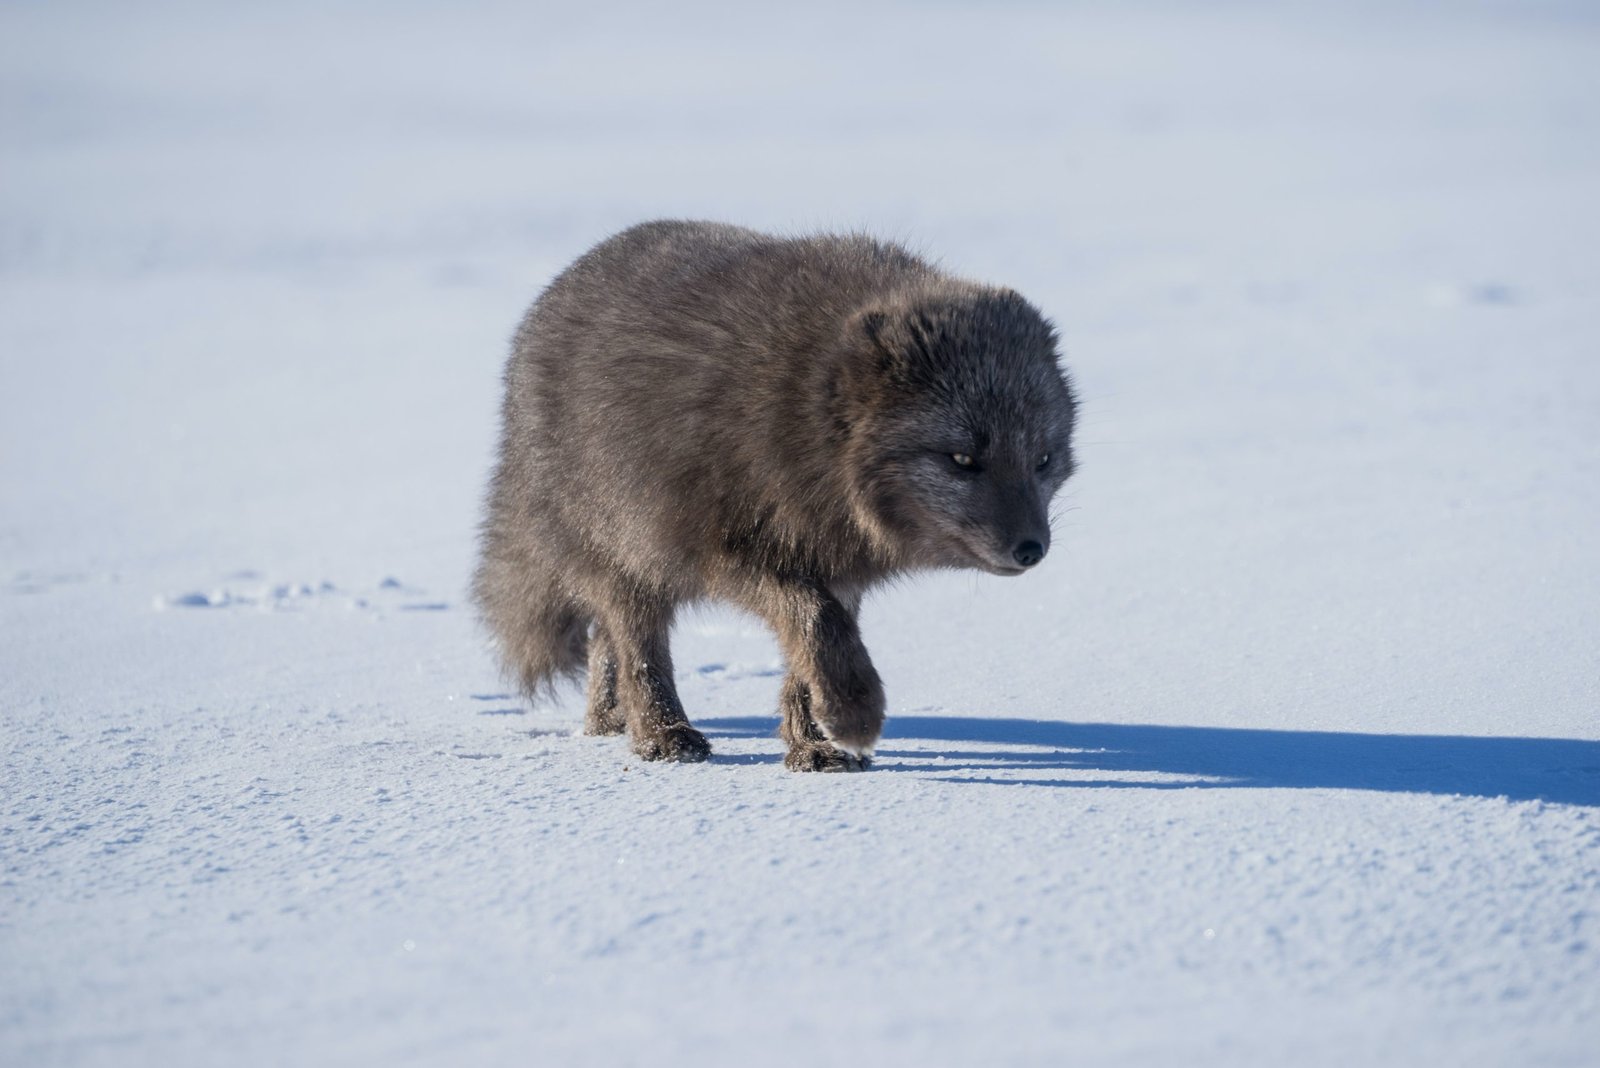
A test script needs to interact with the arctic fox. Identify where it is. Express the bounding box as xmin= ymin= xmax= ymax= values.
xmin=473 ymin=221 xmax=1077 ymax=771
